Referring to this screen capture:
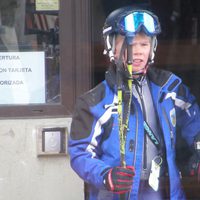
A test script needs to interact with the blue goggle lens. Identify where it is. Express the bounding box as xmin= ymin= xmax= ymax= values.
xmin=120 ymin=12 xmax=160 ymax=35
